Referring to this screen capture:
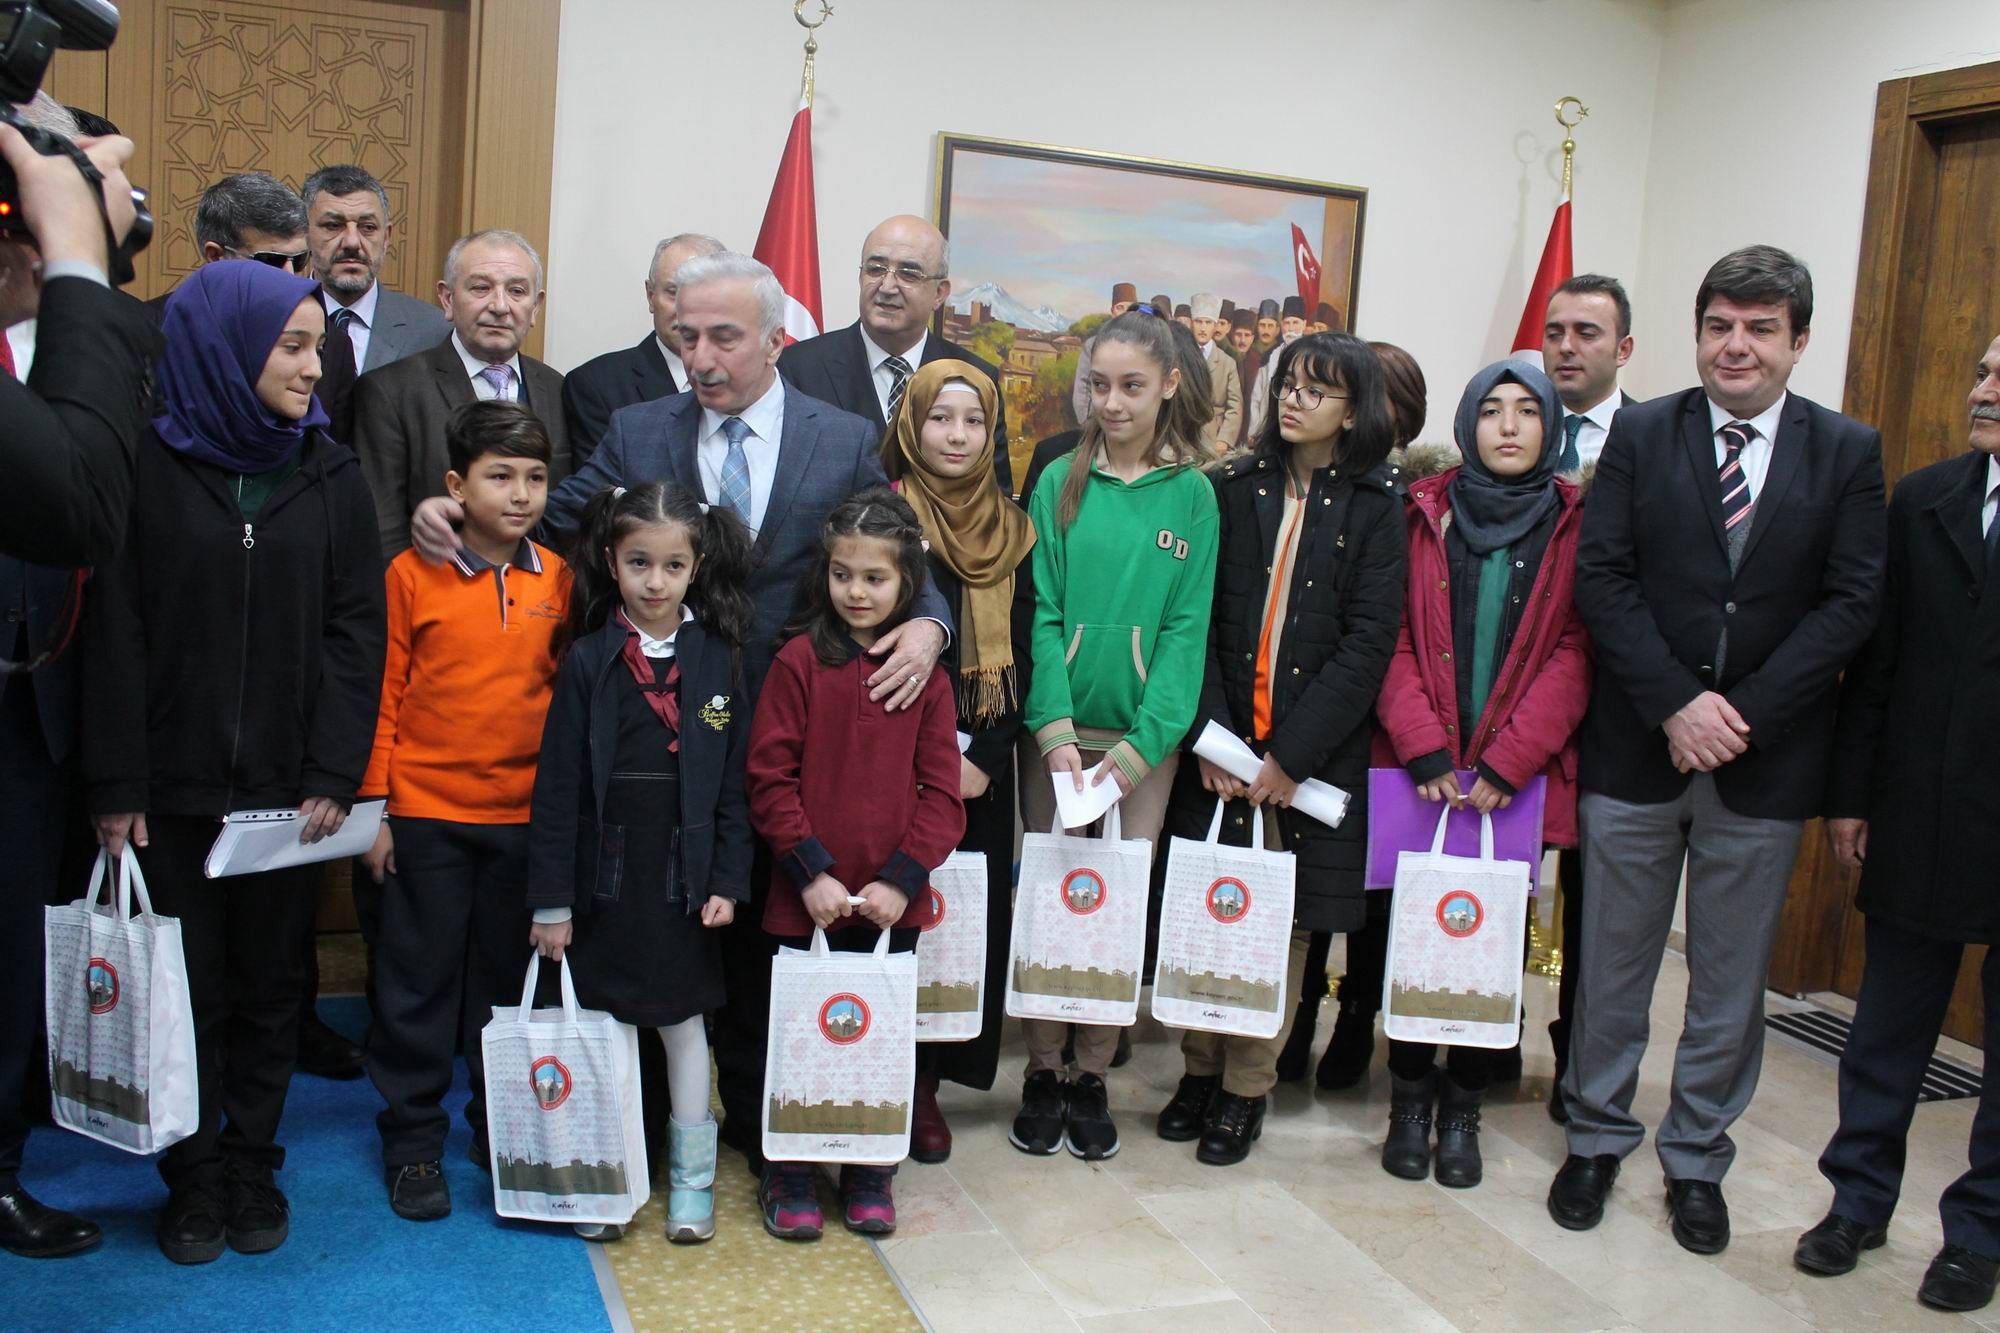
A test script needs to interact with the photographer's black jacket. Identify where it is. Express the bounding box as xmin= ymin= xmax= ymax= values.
xmin=1 ymin=276 xmax=161 ymax=566
xmin=82 ymin=429 xmax=387 ymax=818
